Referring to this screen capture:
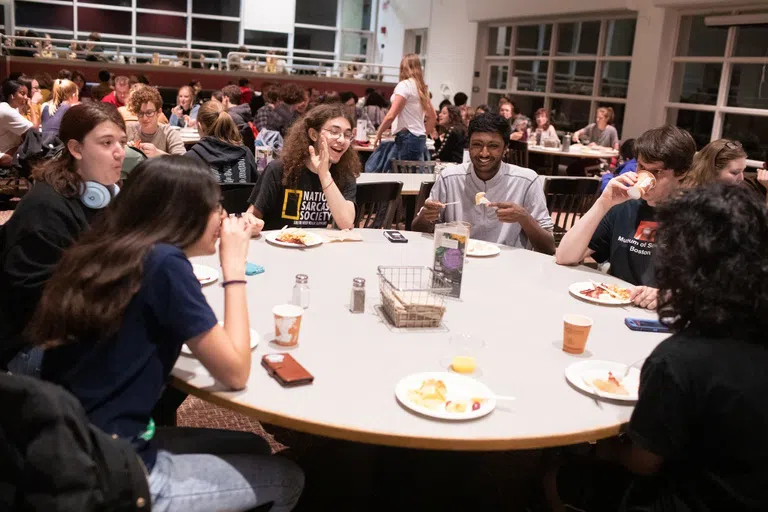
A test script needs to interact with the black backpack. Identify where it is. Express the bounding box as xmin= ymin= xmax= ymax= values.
xmin=0 ymin=372 xmax=151 ymax=511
